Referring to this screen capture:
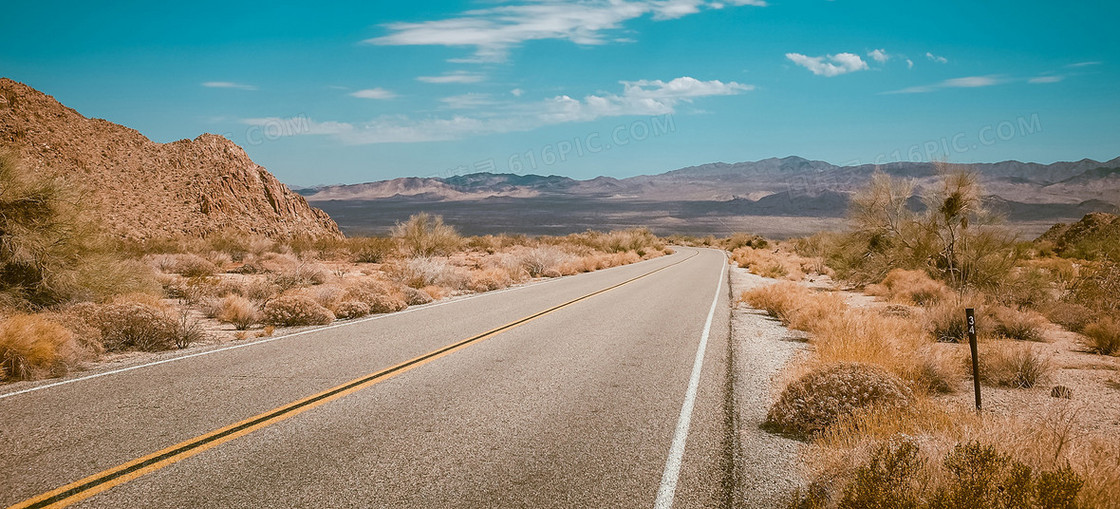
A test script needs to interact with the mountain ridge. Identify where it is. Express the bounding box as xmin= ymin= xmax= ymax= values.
xmin=0 ymin=78 xmax=341 ymax=240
